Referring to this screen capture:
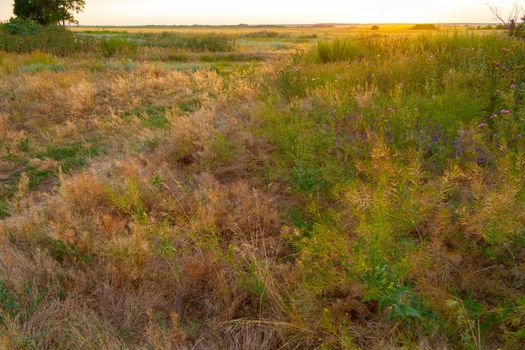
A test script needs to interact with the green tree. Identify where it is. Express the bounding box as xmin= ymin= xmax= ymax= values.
xmin=13 ymin=0 xmax=86 ymax=25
